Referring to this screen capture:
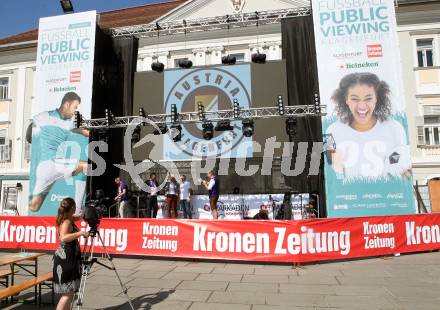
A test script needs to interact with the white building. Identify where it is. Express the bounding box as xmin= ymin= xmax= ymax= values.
xmin=0 ymin=0 xmax=439 ymax=214
xmin=397 ymin=0 xmax=440 ymax=210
